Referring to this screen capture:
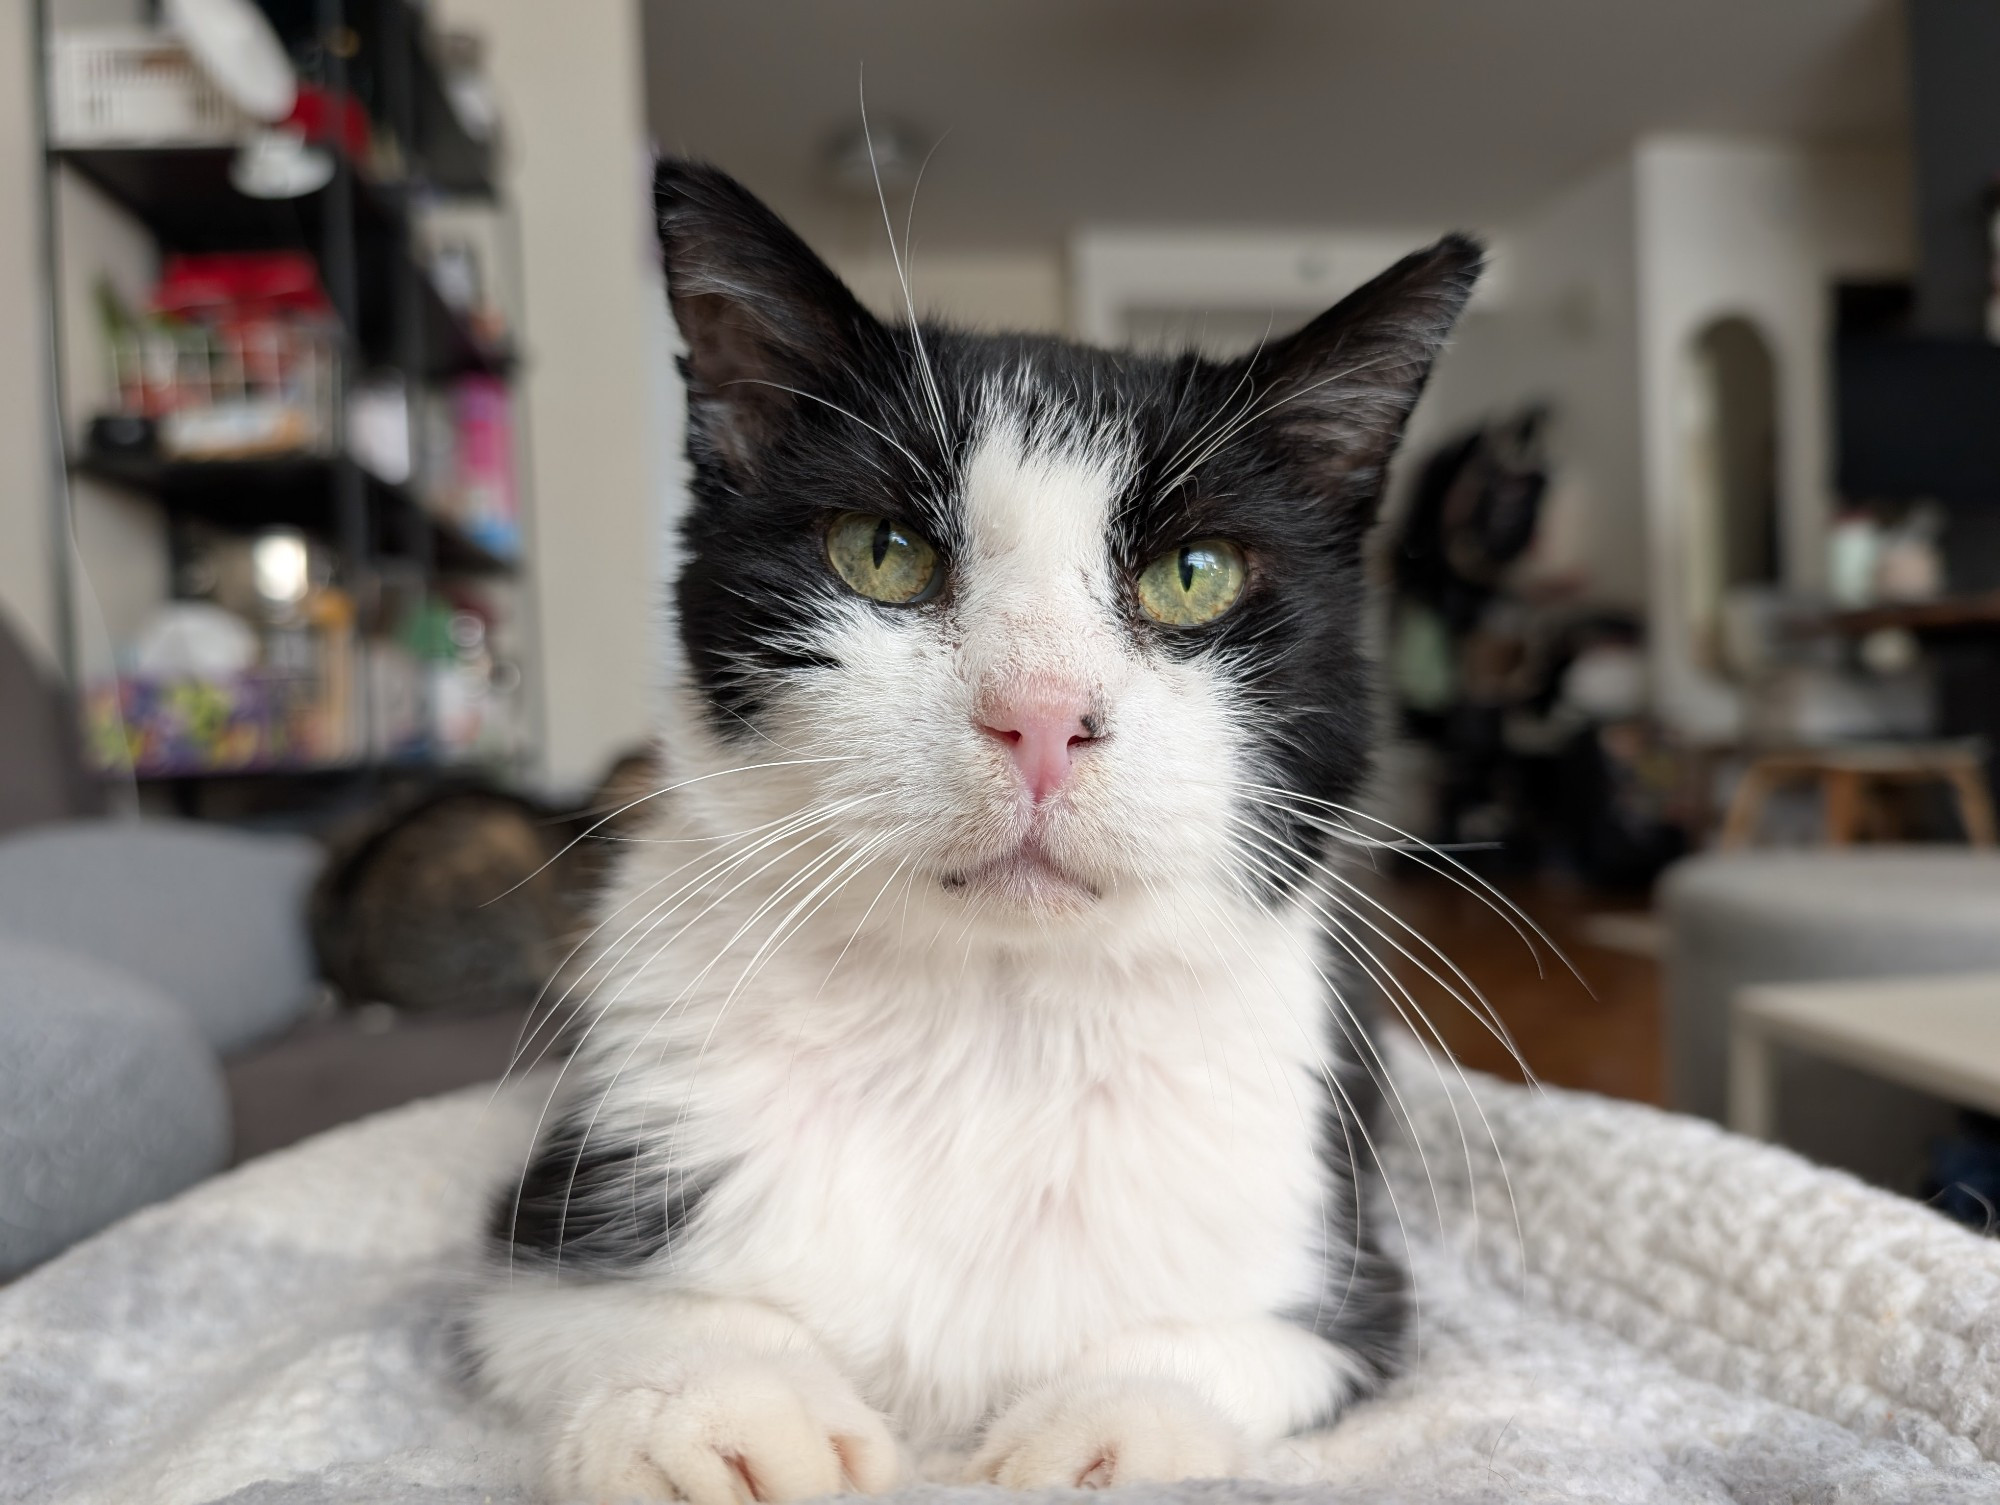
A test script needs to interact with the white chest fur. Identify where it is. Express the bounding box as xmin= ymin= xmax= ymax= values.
xmin=584 ymin=908 xmax=1341 ymax=1448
